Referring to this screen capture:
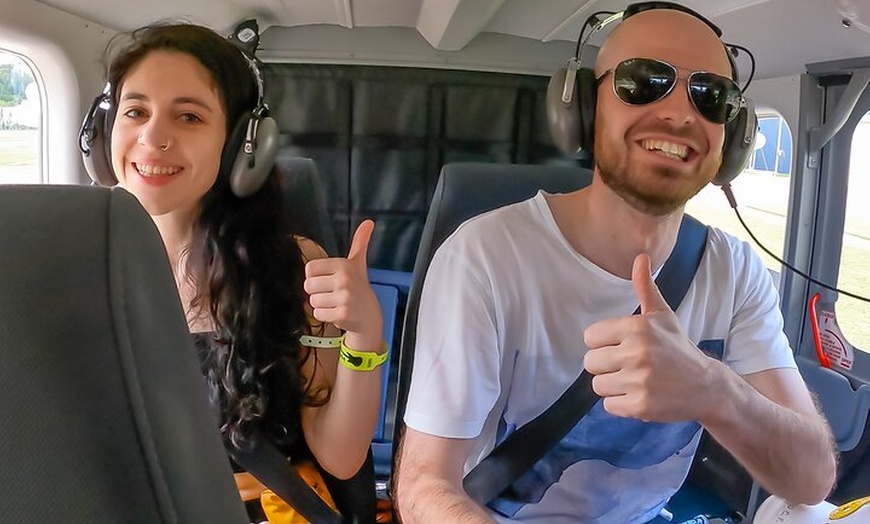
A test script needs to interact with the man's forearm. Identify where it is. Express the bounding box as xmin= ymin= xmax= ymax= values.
xmin=701 ymin=363 xmax=837 ymax=504
xmin=396 ymin=479 xmax=496 ymax=524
